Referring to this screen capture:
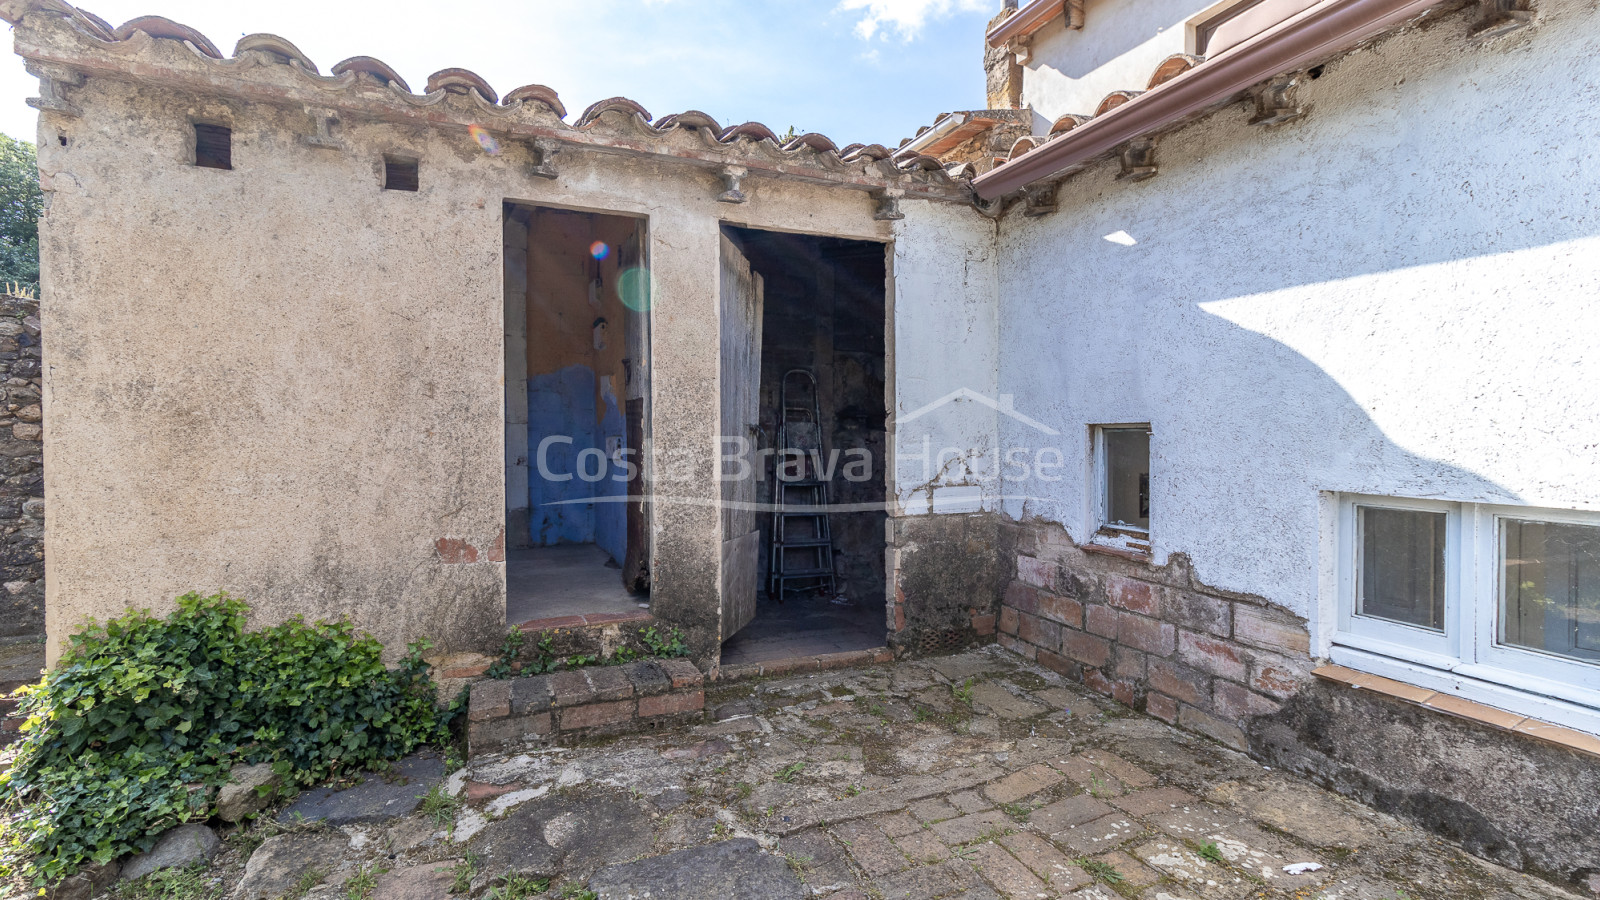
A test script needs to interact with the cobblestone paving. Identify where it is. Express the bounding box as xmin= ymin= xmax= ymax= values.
xmin=90 ymin=647 xmax=1587 ymax=899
